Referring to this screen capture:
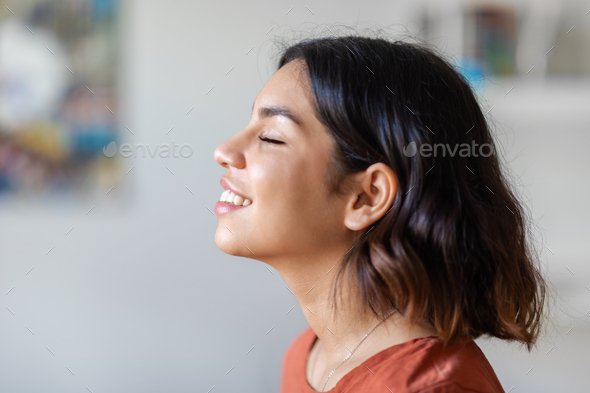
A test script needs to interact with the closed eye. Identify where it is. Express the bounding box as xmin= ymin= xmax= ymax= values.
xmin=259 ymin=136 xmax=284 ymax=145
